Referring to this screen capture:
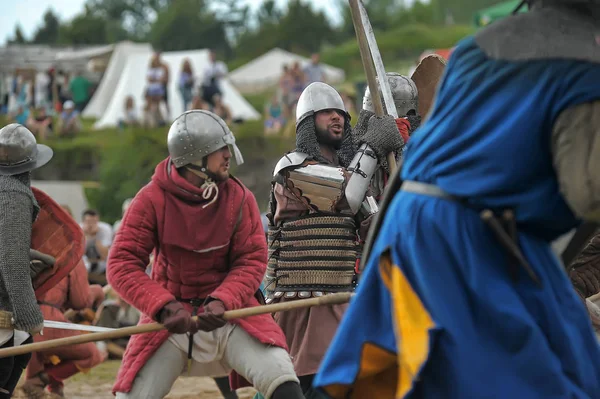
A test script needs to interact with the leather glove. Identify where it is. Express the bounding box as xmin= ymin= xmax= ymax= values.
xmin=157 ymin=301 xmax=191 ymax=334
xmin=360 ymin=114 xmax=404 ymax=167
xmin=191 ymin=300 xmax=227 ymax=333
